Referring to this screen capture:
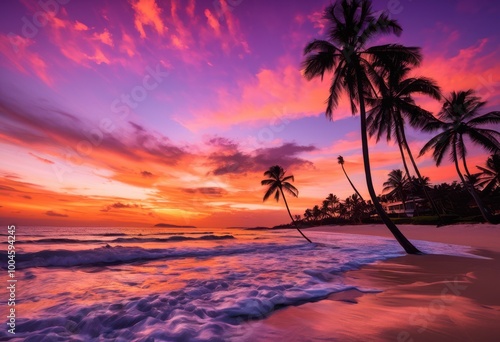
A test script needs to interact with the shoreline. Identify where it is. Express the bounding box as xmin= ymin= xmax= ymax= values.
xmin=246 ymin=224 xmax=500 ymax=341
